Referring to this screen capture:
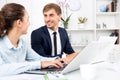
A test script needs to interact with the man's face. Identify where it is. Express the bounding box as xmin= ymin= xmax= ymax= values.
xmin=43 ymin=9 xmax=61 ymax=30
